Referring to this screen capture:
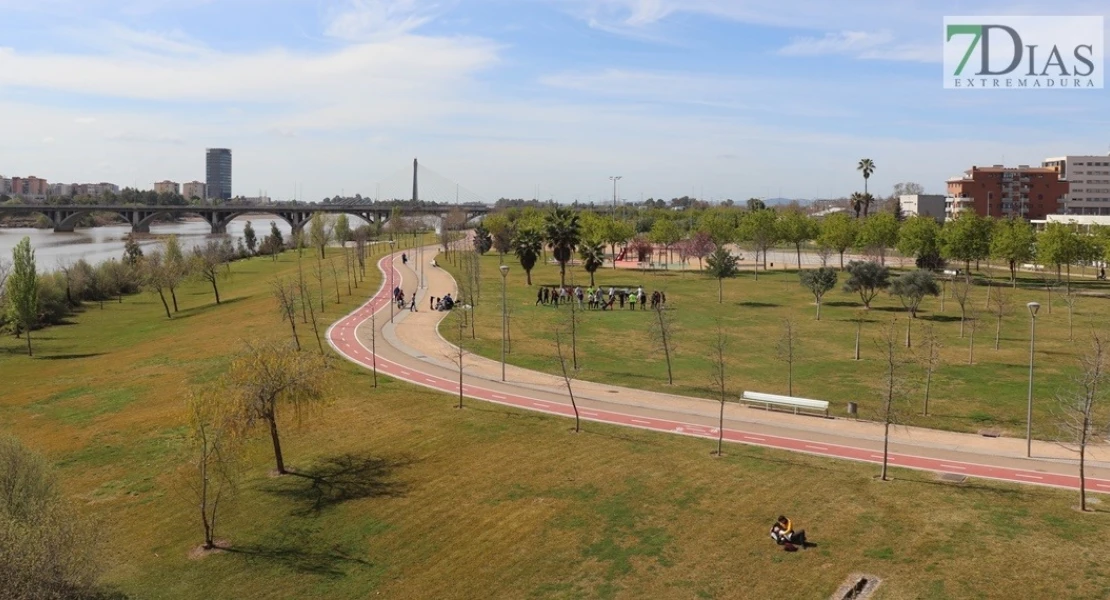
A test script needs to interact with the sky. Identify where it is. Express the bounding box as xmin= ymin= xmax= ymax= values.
xmin=1 ymin=0 xmax=1108 ymax=203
